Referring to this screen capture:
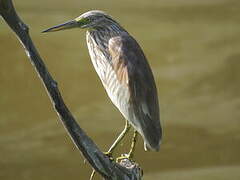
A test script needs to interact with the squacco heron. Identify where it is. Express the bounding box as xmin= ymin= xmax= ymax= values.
xmin=43 ymin=10 xmax=162 ymax=160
